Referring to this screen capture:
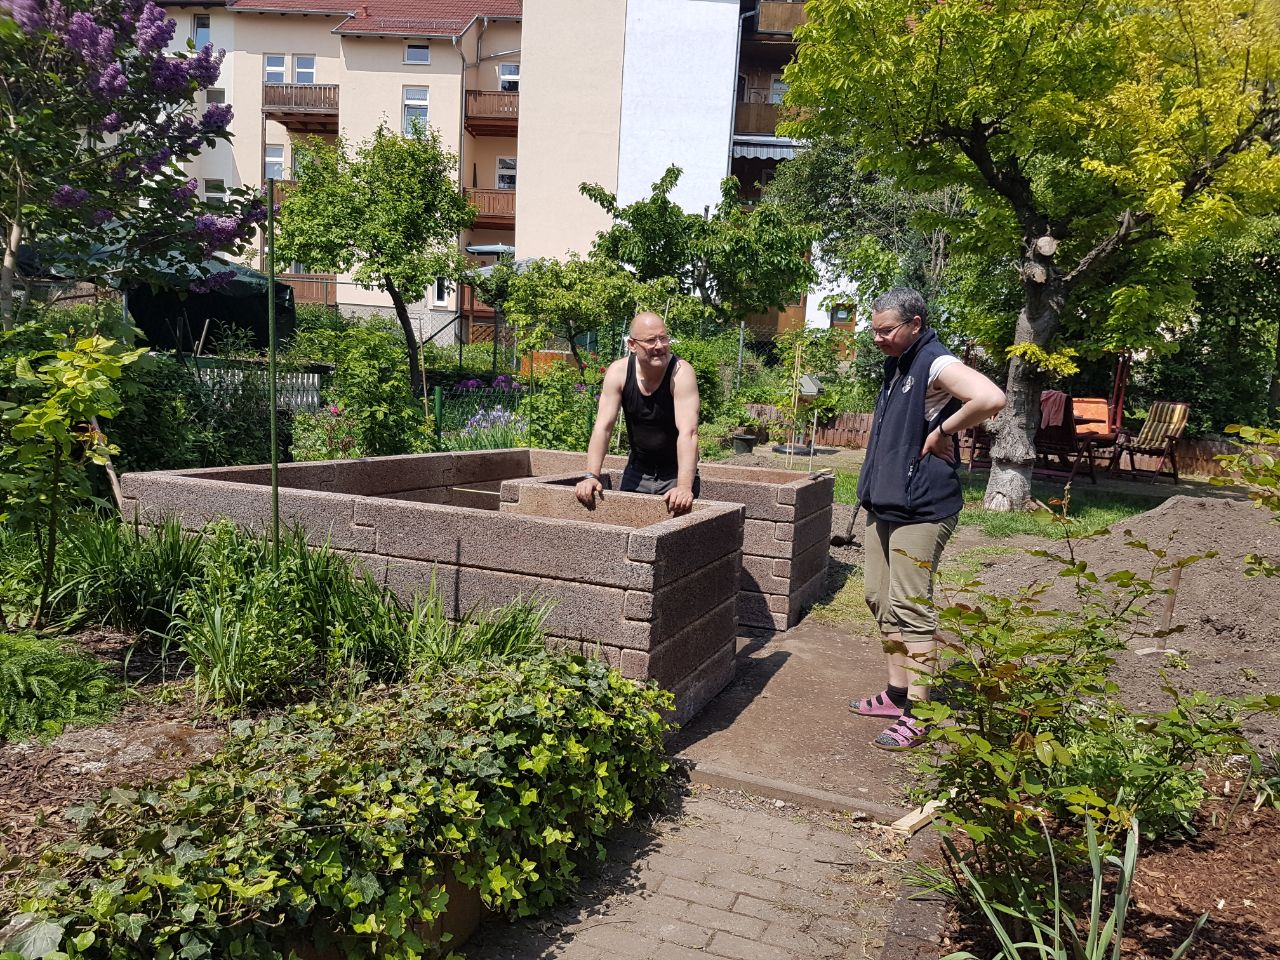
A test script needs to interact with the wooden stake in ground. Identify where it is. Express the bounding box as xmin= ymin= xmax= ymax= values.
xmin=1136 ymin=564 xmax=1185 ymax=656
